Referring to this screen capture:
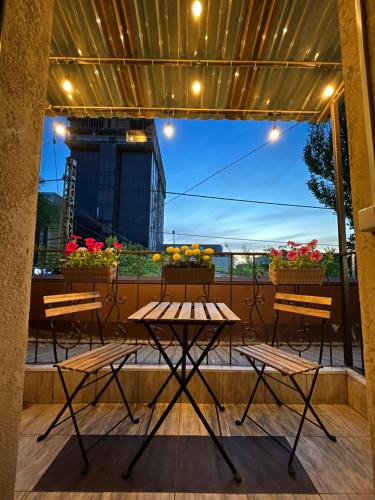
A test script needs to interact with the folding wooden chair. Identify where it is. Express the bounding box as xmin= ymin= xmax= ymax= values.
xmin=37 ymin=291 xmax=141 ymax=474
xmin=235 ymin=293 xmax=336 ymax=475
